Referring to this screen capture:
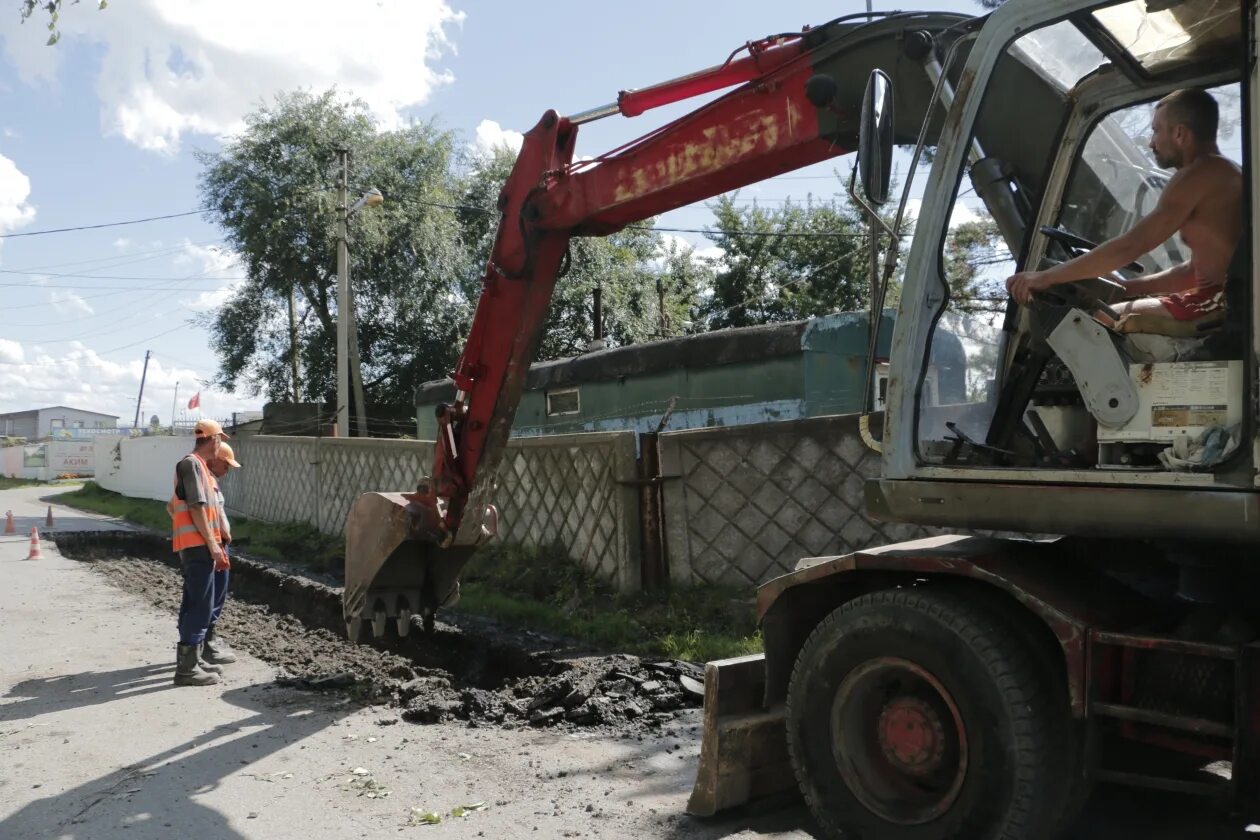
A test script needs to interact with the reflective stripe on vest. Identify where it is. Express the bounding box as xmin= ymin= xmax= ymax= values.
xmin=171 ymin=455 xmax=224 ymax=552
